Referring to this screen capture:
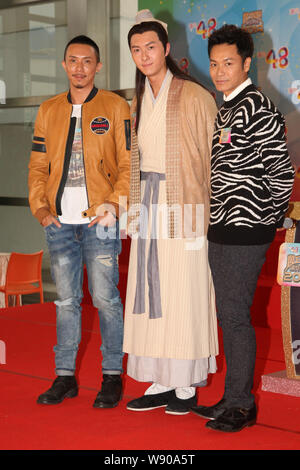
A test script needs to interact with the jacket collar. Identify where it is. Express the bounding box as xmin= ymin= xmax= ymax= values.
xmin=67 ymin=86 xmax=98 ymax=104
